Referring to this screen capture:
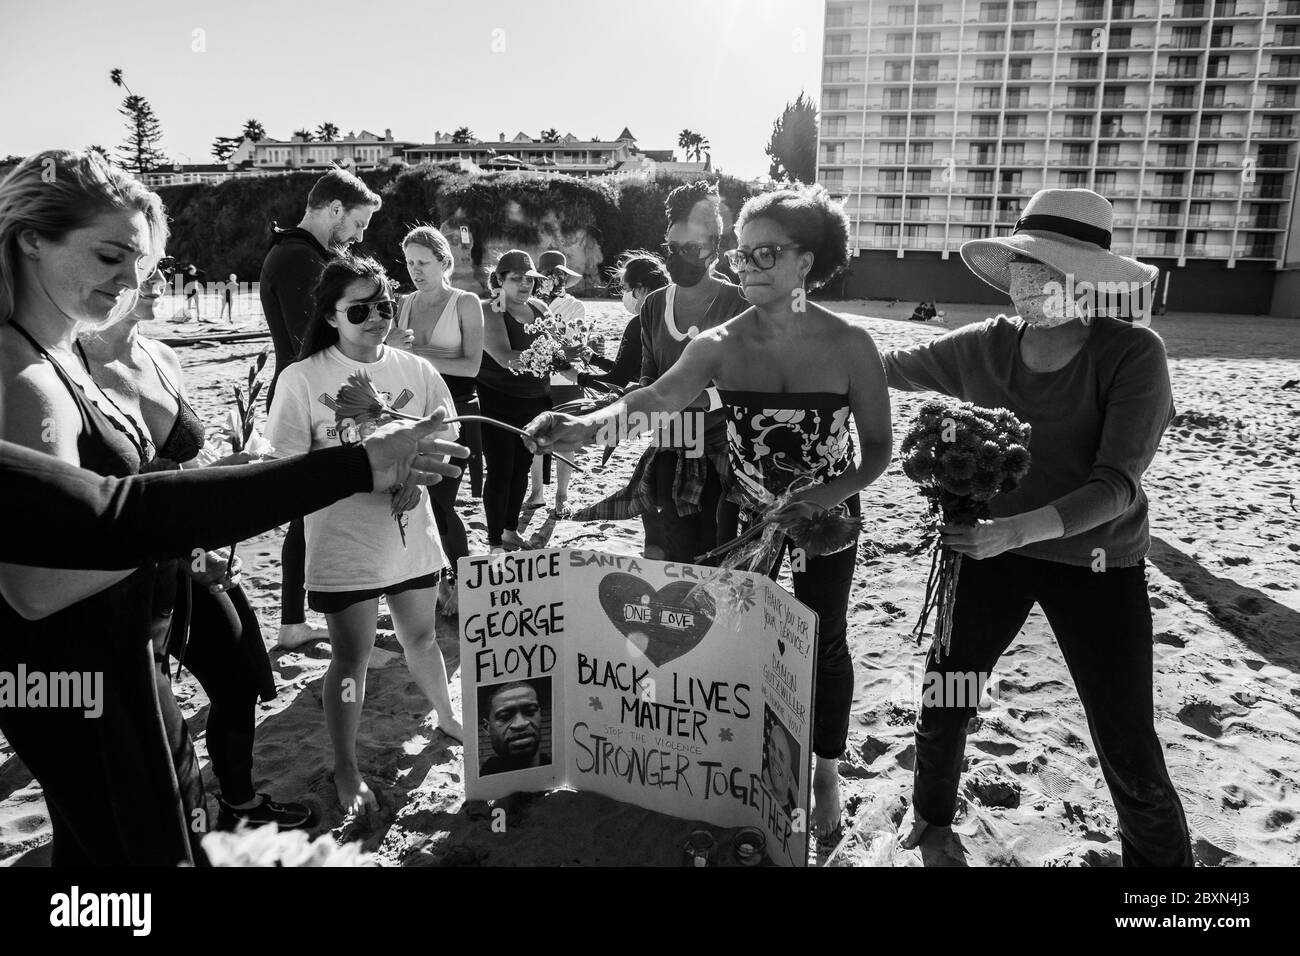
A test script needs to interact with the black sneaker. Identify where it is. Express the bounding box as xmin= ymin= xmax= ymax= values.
xmin=216 ymin=794 xmax=316 ymax=831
